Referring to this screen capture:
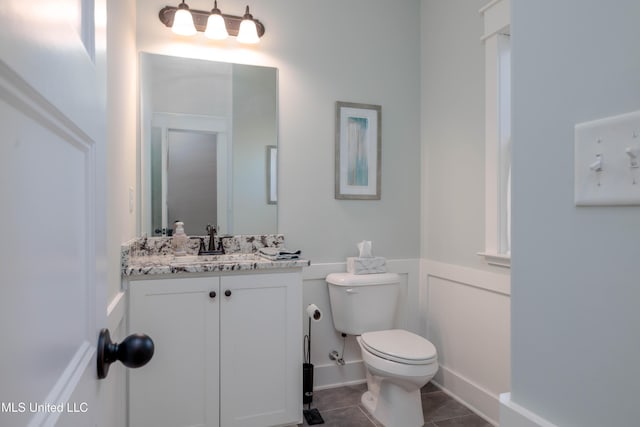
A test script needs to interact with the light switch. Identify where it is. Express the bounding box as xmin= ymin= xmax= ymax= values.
xmin=626 ymin=146 xmax=639 ymax=168
xmin=575 ymin=110 xmax=640 ymax=206
xmin=589 ymin=154 xmax=603 ymax=172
